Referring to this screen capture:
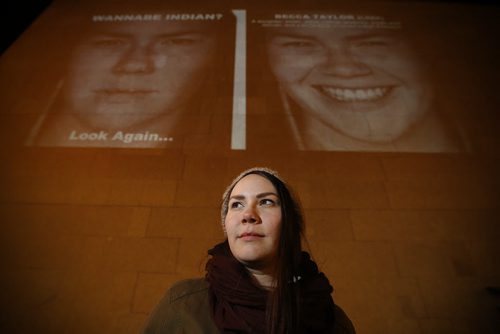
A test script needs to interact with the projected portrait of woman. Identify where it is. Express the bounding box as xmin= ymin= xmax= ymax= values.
xmin=27 ymin=11 xmax=233 ymax=148
xmin=253 ymin=12 xmax=469 ymax=152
